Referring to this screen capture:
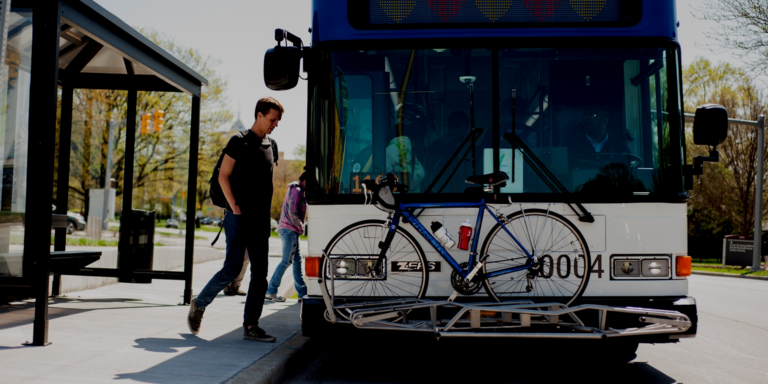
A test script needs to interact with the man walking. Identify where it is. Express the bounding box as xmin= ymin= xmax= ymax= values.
xmin=265 ymin=173 xmax=308 ymax=302
xmin=187 ymin=97 xmax=283 ymax=342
